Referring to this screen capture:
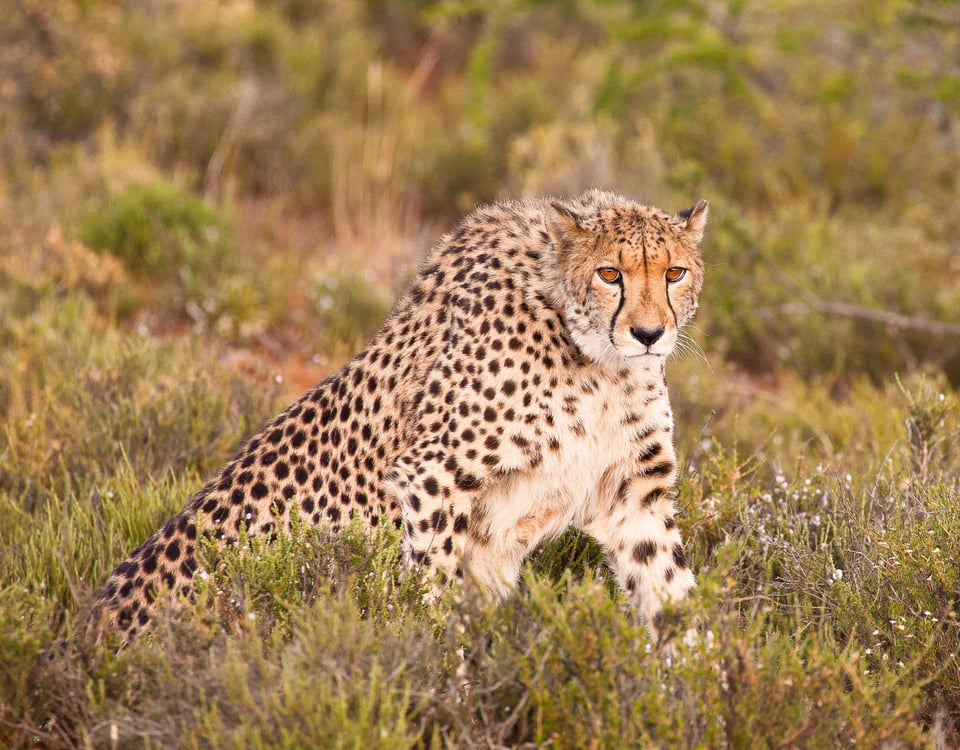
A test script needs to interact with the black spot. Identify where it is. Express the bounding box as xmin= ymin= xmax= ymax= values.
xmin=455 ymin=472 xmax=481 ymax=491
xmin=118 ymin=608 xmax=133 ymax=628
xmin=637 ymin=442 xmax=663 ymax=463
xmin=423 ymin=476 xmax=440 ymax=496
xmin=238 ymin=470 xmax=254 ymax=485
xmin=430 ymin=510 xmax=448 ymax=532
xmin=410 ymin=550 xmax=431 ymax=566
xmin=295 ymin=466 xmax=309 ymax=485
xmin=268 ymin=428 xmax=283 ymax=445
xmin=143 ymin=553 xmax=158 ymax=574
xmin=443 ymin=536 xmax=454 ymax=555
xmin=274 ymin=461 xmax=290 ymax=480
xmin=231 ymin=489 xmax=244 ymax=505
xmin=261 ymin=451 xmax=278 ymax=466
xmin=664 ymin=516 xmax=677 ymax=530
xmin=633 ymin=540 xmax=657 ymax=565
xmin=453 ymin=513 xmax=469 ymax=533
xmin=251 ymin=482 xmax=269 ymax=499
xmin=672 ymin=543 xmax=688 ymax=569
xmin=642 ymin=461 xmax=675 ymax=478
xmin=165 ymin=540 xmax=181 ymax=561
xmin=180 ymin=558 xmax=197 ymax=578
xmin=483 ymin=406 xmax=497 ymax=422
xmin=652 ymin=610 xmax=666 ymax=633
